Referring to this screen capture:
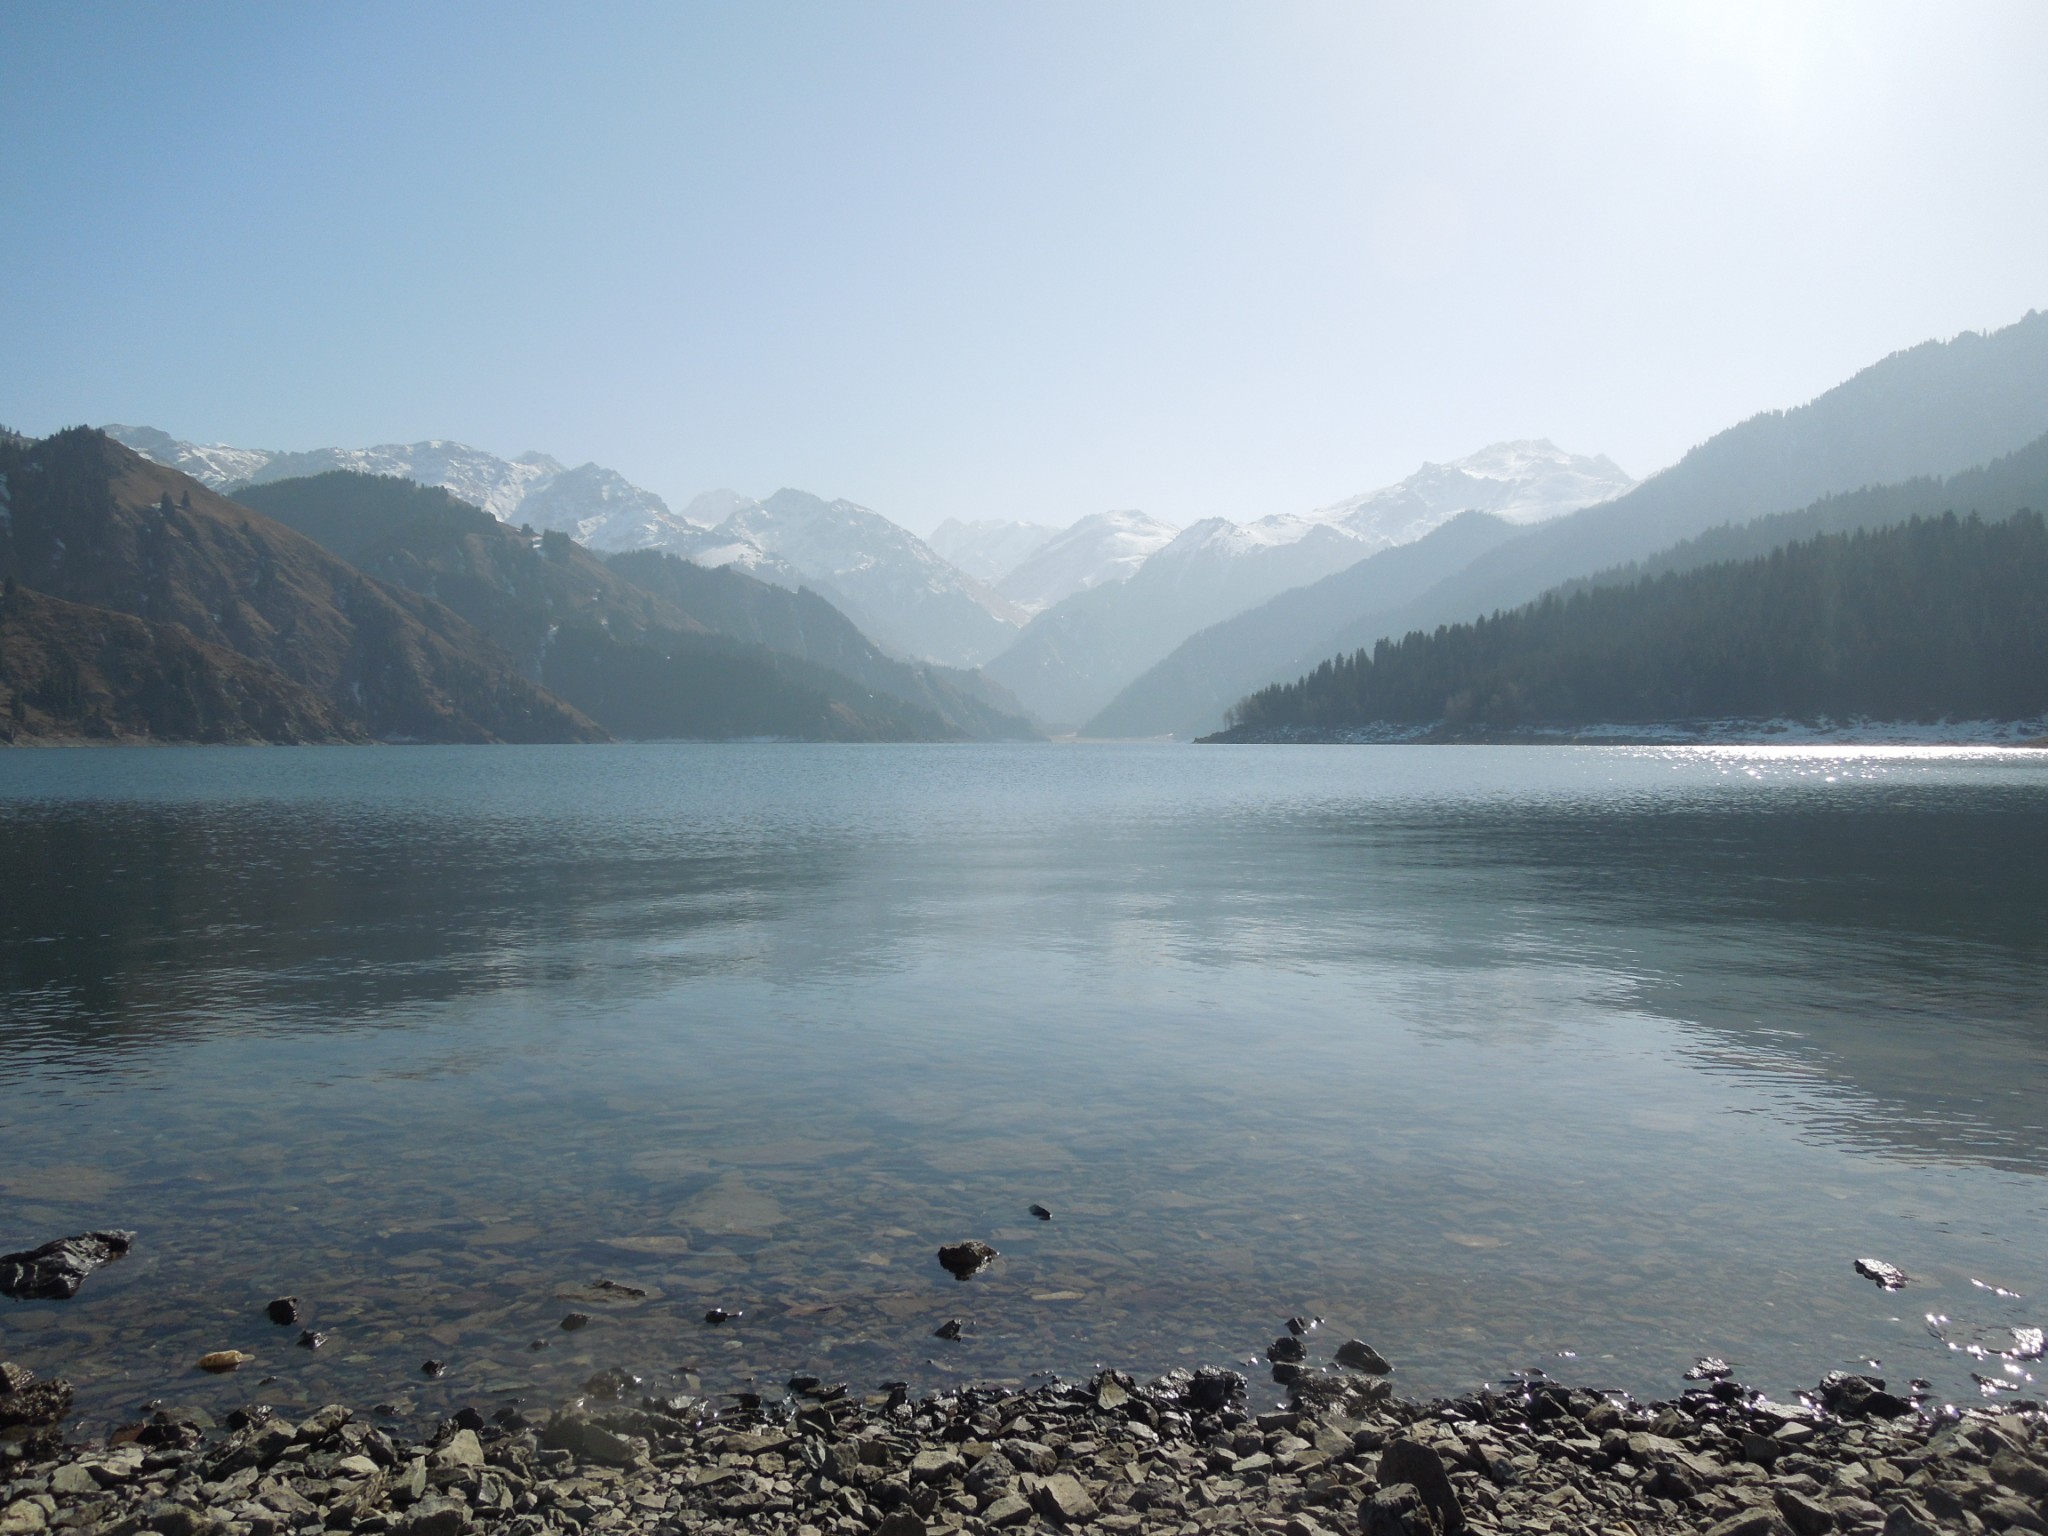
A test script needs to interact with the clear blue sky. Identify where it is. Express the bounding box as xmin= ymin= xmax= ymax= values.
xmin=4 ymin=2 xmax=2044 ymax=533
